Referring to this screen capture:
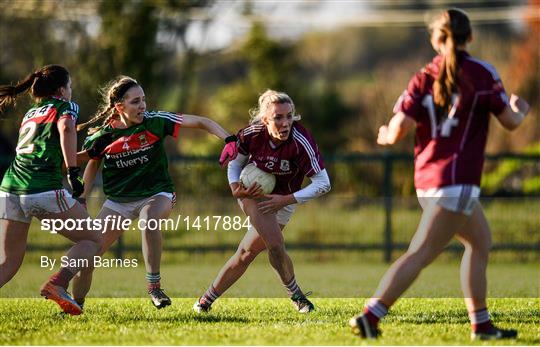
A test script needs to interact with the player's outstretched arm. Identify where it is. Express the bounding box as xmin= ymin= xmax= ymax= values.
xmin=496 ymin=94 xmax=530 ymax=131
xmin=377 ymin=112 xmax=415 ymax=146
xmin=181 ymin=114 xmax=230 ymax=140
